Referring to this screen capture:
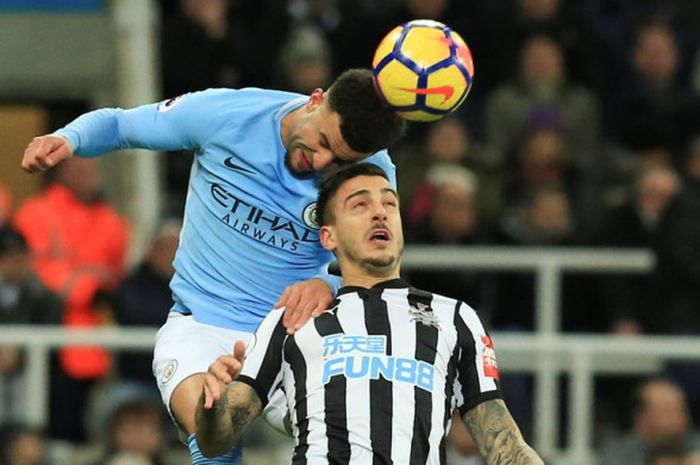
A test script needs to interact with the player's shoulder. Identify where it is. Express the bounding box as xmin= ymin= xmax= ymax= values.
xmin=205 ymin=87 xmax=304 ymax=107
xmin=166 ymin=88 xmax=304 ymax=115
xmin=363 ymin=149 xmax=393 ymax=168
